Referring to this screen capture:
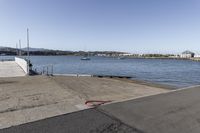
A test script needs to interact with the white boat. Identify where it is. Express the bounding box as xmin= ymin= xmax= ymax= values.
xmin=81 ymin=51 xmax=91 ymax=60
xmin=81 ymin=57 xmax=91 ymax=60
xmin=118 ymin=56 xmax=126 ymax=60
